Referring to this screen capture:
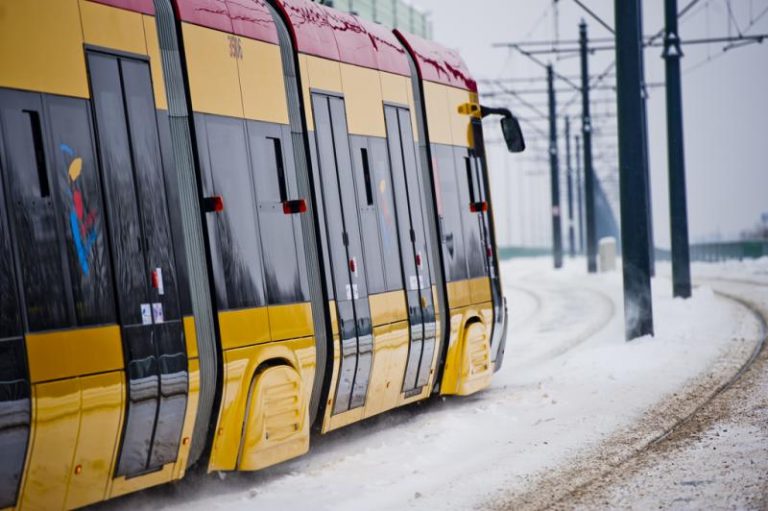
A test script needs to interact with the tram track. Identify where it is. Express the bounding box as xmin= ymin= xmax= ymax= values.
xmin=492 ymin=277 xmax=768 ymax=511
xmin=503 ymin=279 xmax=616 ymax=369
